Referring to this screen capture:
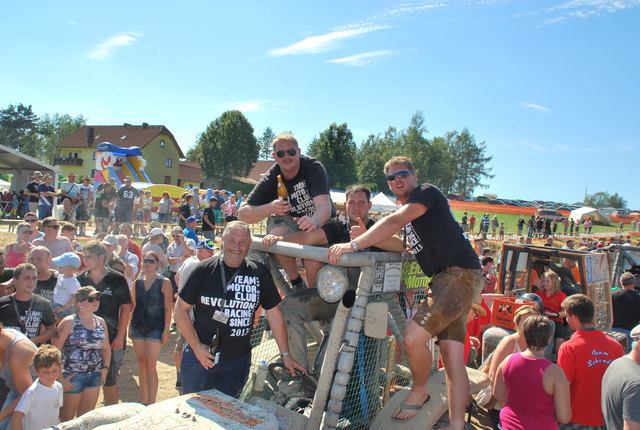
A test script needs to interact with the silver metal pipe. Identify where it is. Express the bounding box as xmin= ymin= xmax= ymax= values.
xmin=306 ymin=290 xmax=356 ymax=430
